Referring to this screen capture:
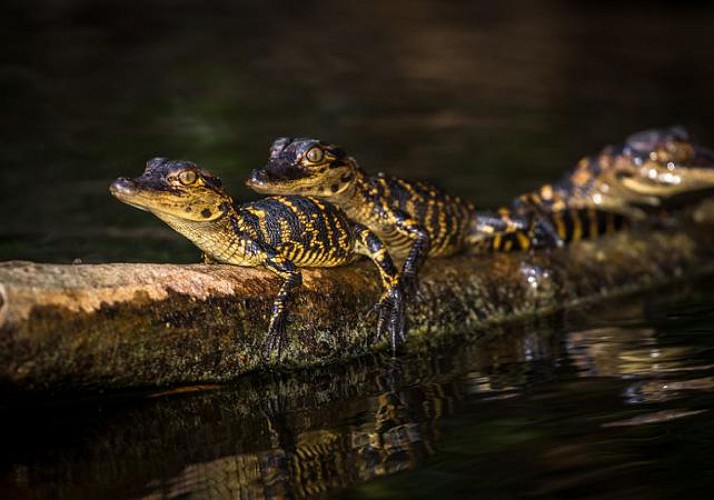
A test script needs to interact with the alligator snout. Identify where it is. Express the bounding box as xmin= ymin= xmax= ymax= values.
xmin=246 ymin=168 xmax=268 ymax=189
xmin=109 ymin=177 xmax=137 ymax=197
